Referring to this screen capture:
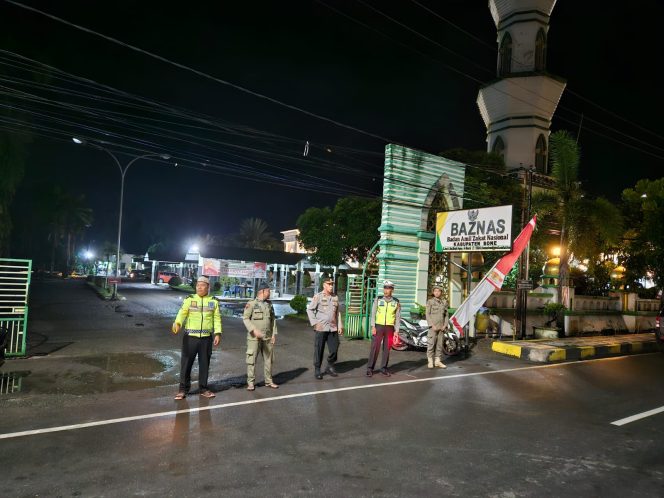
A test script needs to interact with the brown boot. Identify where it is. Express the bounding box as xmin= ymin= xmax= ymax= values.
xmin=434 ymin=358 xmax=447 ymax=369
